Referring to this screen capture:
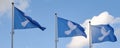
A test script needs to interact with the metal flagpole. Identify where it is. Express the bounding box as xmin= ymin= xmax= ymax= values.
xmin=89 ymin=21 xmax=92 ymax=48
xmin=11 ymin=2 xmax=14 ymax=48
xmin=55 ymin=13 xmax=58 ymax=48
